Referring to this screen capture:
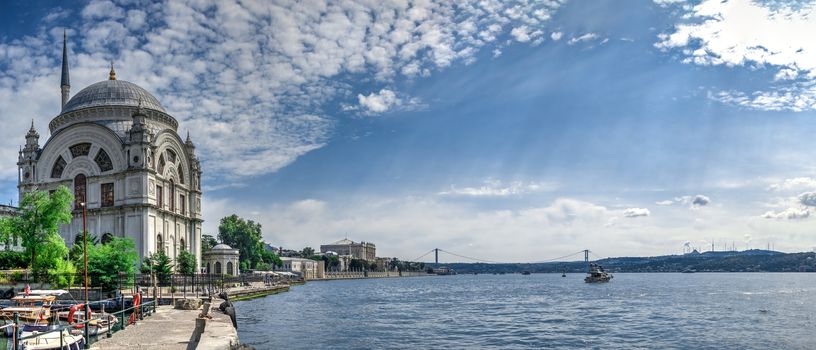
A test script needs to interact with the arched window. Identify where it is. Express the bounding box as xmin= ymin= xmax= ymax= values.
xmin=206 ymin=262 xmax=211 ymax=274
xmin=101 ymin=232 xmax=113 ymax=244
xmin=51 ymin=156 xmax=66 ymax=179
xmin=166 ymin=149 xmax=177 ymax=164
xmin=94 ymin=149 xmax=113 ymax=172
xmin=74 ymin=174 xmax=86 ymax=209
xmin=227 ymin=262 xmax=234 ymax=275
xmin=215 ymin=262 xmax=222 ymax=275
xmin=180 ymin=238 xmax=186 ymax=251
xmin=157 ymin=234 xmax=163 ymax=253
xmin=169 ymin=180 xmax=175 ymax=212
xmin=178 ymin=166 xmax=185 ymax=185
